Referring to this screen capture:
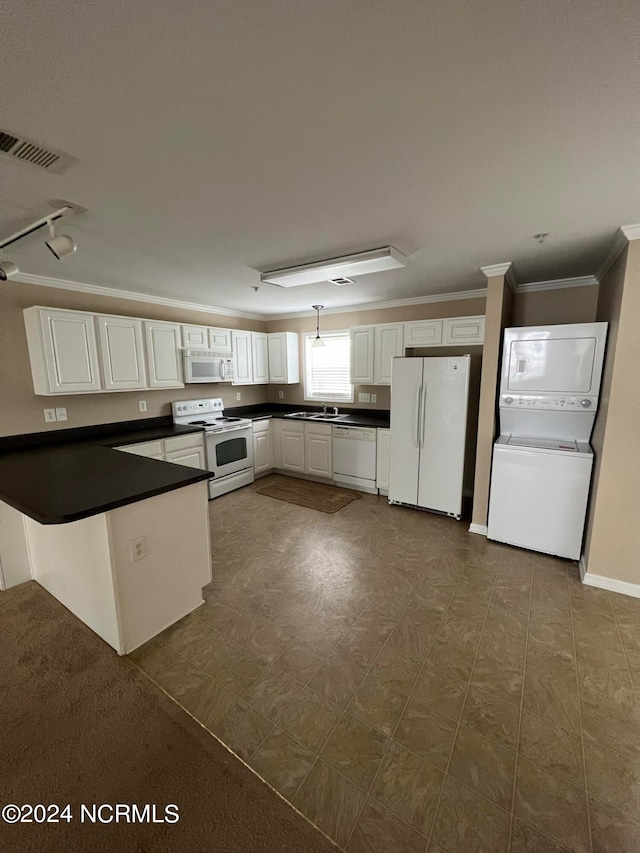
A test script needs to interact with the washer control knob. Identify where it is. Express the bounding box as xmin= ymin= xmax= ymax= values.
xmin=504 ymin=396 xmax=514 ymax=404
xmin=580 ymin=399 xmax=592 ymax=408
